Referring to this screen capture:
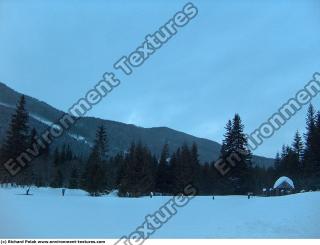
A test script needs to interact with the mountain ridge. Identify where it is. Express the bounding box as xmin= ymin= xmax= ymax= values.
xmin=0 ymin=81 xmax=274 ymax=167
